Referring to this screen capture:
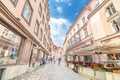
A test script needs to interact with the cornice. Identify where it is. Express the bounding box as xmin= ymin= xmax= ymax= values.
xmin=88 ymin=0 xmax=110 ymax=18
